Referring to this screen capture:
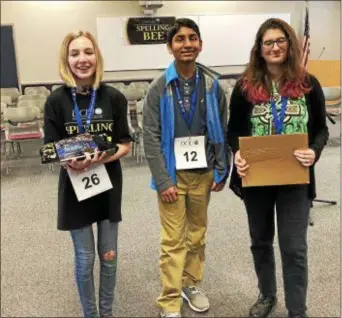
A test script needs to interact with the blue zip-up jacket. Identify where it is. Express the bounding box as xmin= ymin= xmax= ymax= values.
xmin=143 ymin=61 xmax=230 ymax=191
